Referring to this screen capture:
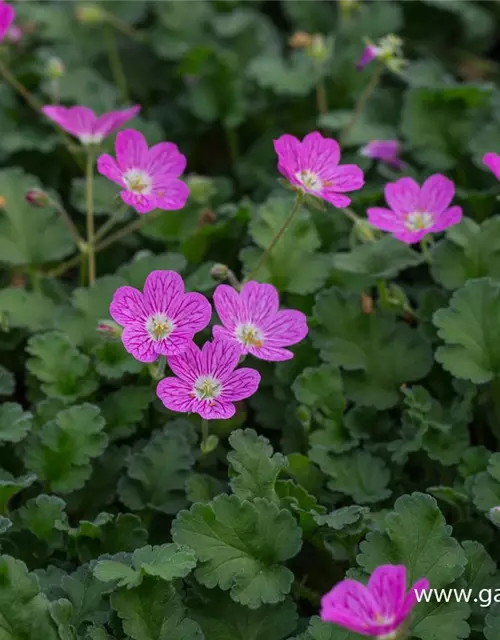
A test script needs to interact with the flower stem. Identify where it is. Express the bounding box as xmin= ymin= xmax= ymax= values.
xmin=94 ymin=202 xmax=129 ymax=242
xmin=85 ymin=148 xmax=96 ymax=286
xmin=95 ymin=211 xmax=157 ymax=252
xmin=245 ymin=195 xmax=302 ymax=282
xmin=316 ymin=76 xmax=328 ymax=116
xmin=102 ymin=8 xmax=145 ymax=42
xmin=342 ymin=207 xmax=376 ymax=241
xmin=340 ymin=63 xmax=384 ymax=143
xmin=104 ymin=23 xmax=129 ymax=104
xmin=420 ymin=235 xmax=433 ymax=265
xmin=201 ymin=418 xmax=209 ymax=449
xmin=376 ymin=278 xmax=390 ymax=308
